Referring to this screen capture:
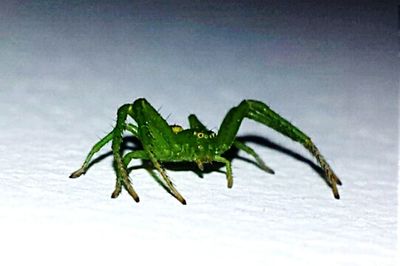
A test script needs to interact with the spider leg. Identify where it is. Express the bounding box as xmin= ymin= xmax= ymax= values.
xmin=217 ymin=99 xmax=341 ymax=199
xmin=123 ymin=150 xmax=148 ymax=166
xmin=104 ymin=150 xmax=147 ymax=200
xmin=213 ymin=155 xmax=233 ymax=188
xmin=188 ymin=114 xmax=208 ymax=130
xmin=233 ymin=140 xmax=275 ymax=174
xmin=146 ymin=151 xmax=186 ymax=205
xmin=70 ymin=111 xmax=142 ymax=202
xmin=110 ymin=104 xmax=140 ymax=202
xmin=123 ymin=150 xmax=187 ymax=204
xmin=70 ymin=130 xmax=114 ymax=178
xmin=70 ymin=122 xmax=140 ymax=179
xmin=189 ymin=114 xmax=275 ymax=185
xmin=126 ymin=99 xmax=185 ymax=204
xmin=189 ymin=114 xmax=234 ymax=186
